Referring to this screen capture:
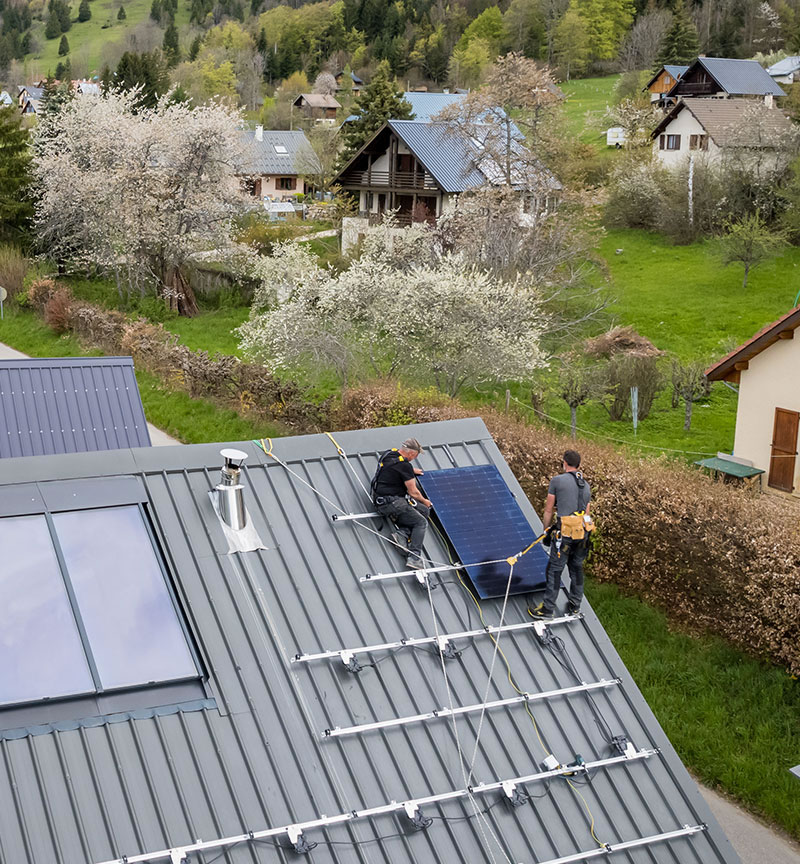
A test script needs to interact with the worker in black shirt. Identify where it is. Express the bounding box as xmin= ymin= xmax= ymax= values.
xmin=372 ymin=437 xmax=432 ymax=570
